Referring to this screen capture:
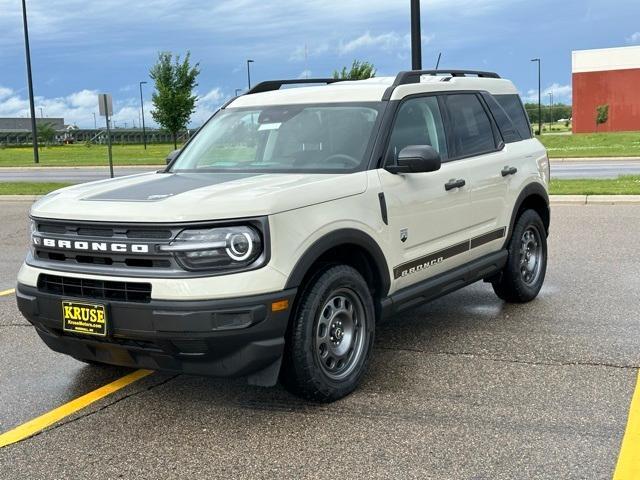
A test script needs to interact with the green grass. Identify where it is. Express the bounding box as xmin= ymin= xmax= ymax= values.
xmin=550 ymin=175 xmax=640 ymax=195
xmin=2 ymin=132 xmax=640 ymax=166
xmin=0 ymin=143 xmax=176 ymax=167
xmin=0 ymin=182 xmax=73 ymax=195
xmin=539 ymin=132 xmax=640 ymax=158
